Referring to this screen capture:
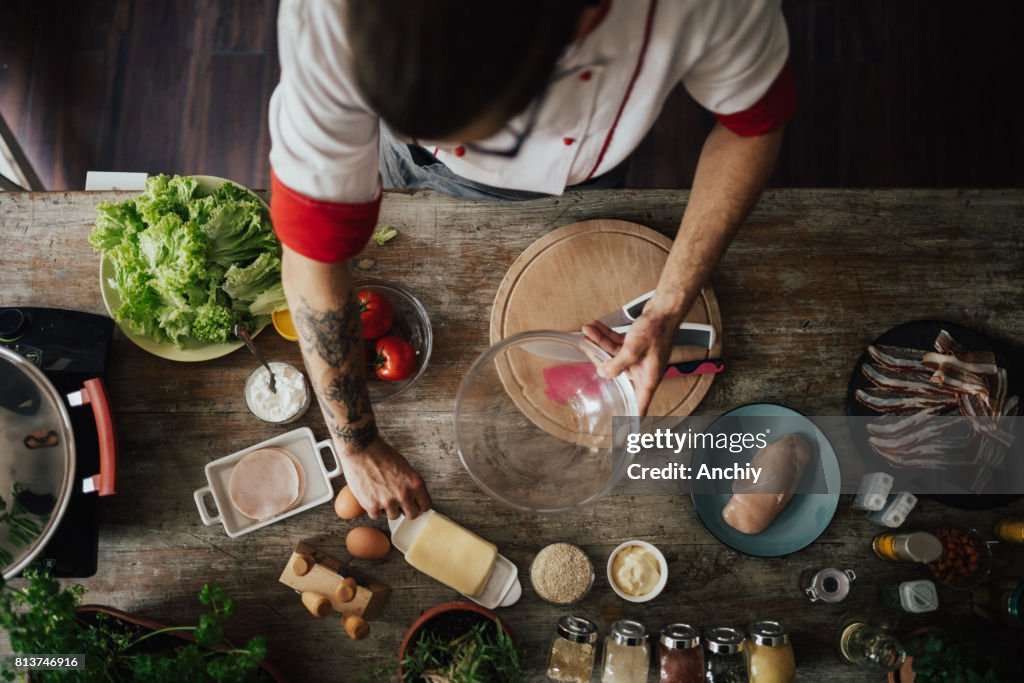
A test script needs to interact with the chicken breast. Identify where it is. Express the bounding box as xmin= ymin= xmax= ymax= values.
xmin=721 ymin=434 xmax=812 ymax=535
xmin=228 ymin=447 xmax=306 ymax=521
